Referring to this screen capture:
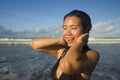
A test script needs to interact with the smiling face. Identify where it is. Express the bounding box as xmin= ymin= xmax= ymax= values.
xmin=62 ymin=16 xmax=84 ymax=47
